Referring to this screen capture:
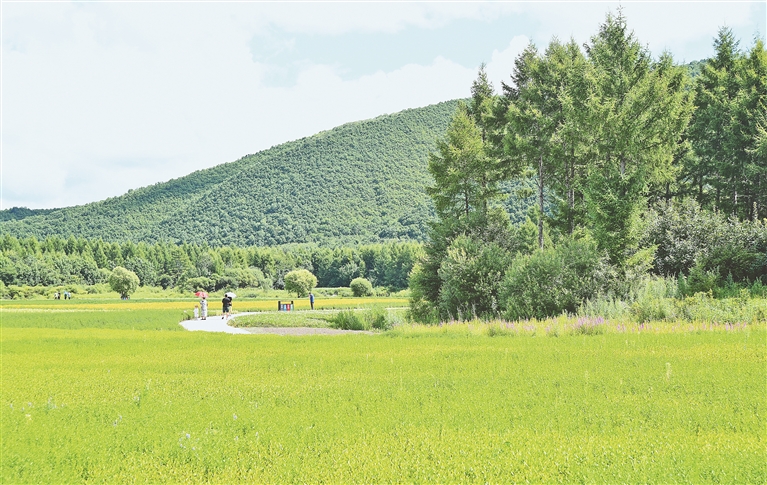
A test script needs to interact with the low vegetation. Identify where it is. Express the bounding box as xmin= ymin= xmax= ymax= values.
xmin=2 ymin=299 xmax=764 ymax=483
